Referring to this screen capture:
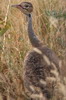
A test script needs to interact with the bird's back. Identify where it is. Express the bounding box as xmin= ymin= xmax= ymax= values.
xmin=23 ymin=46 xmax=61 ymax=100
